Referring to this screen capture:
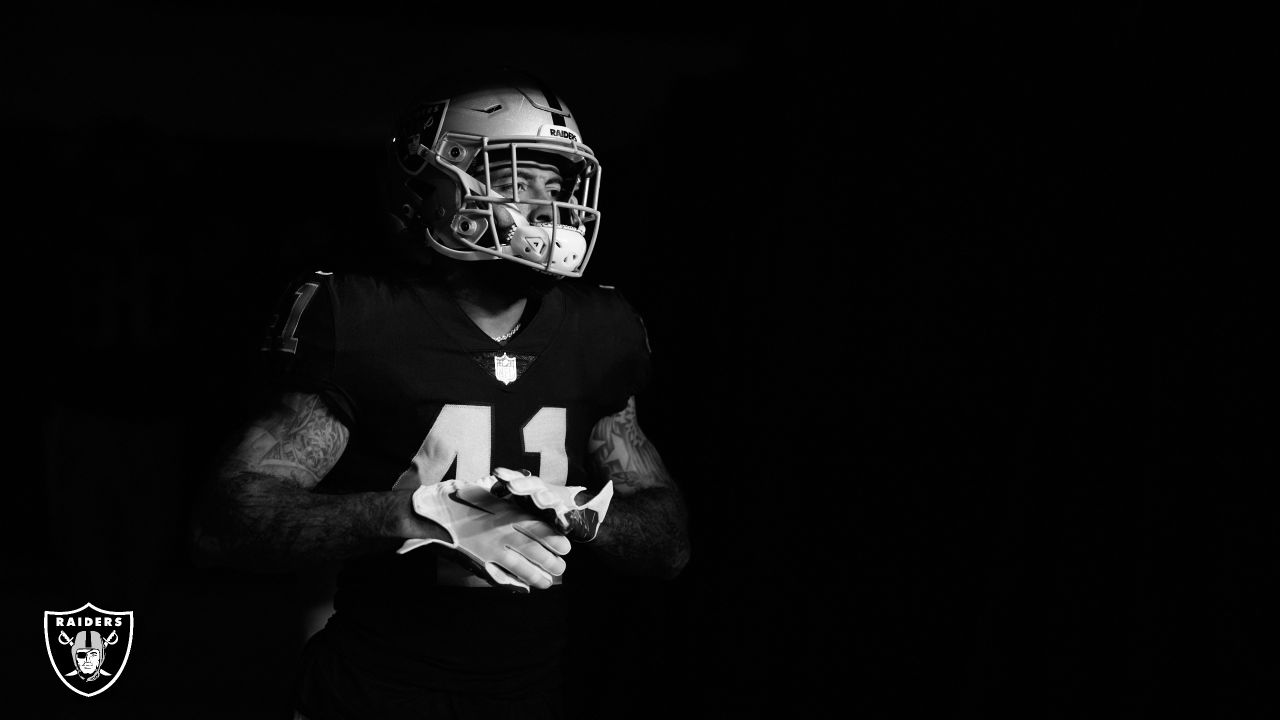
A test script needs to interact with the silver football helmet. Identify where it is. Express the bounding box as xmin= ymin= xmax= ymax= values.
xmin=389 ymin=74 xmax=601 ymax=278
